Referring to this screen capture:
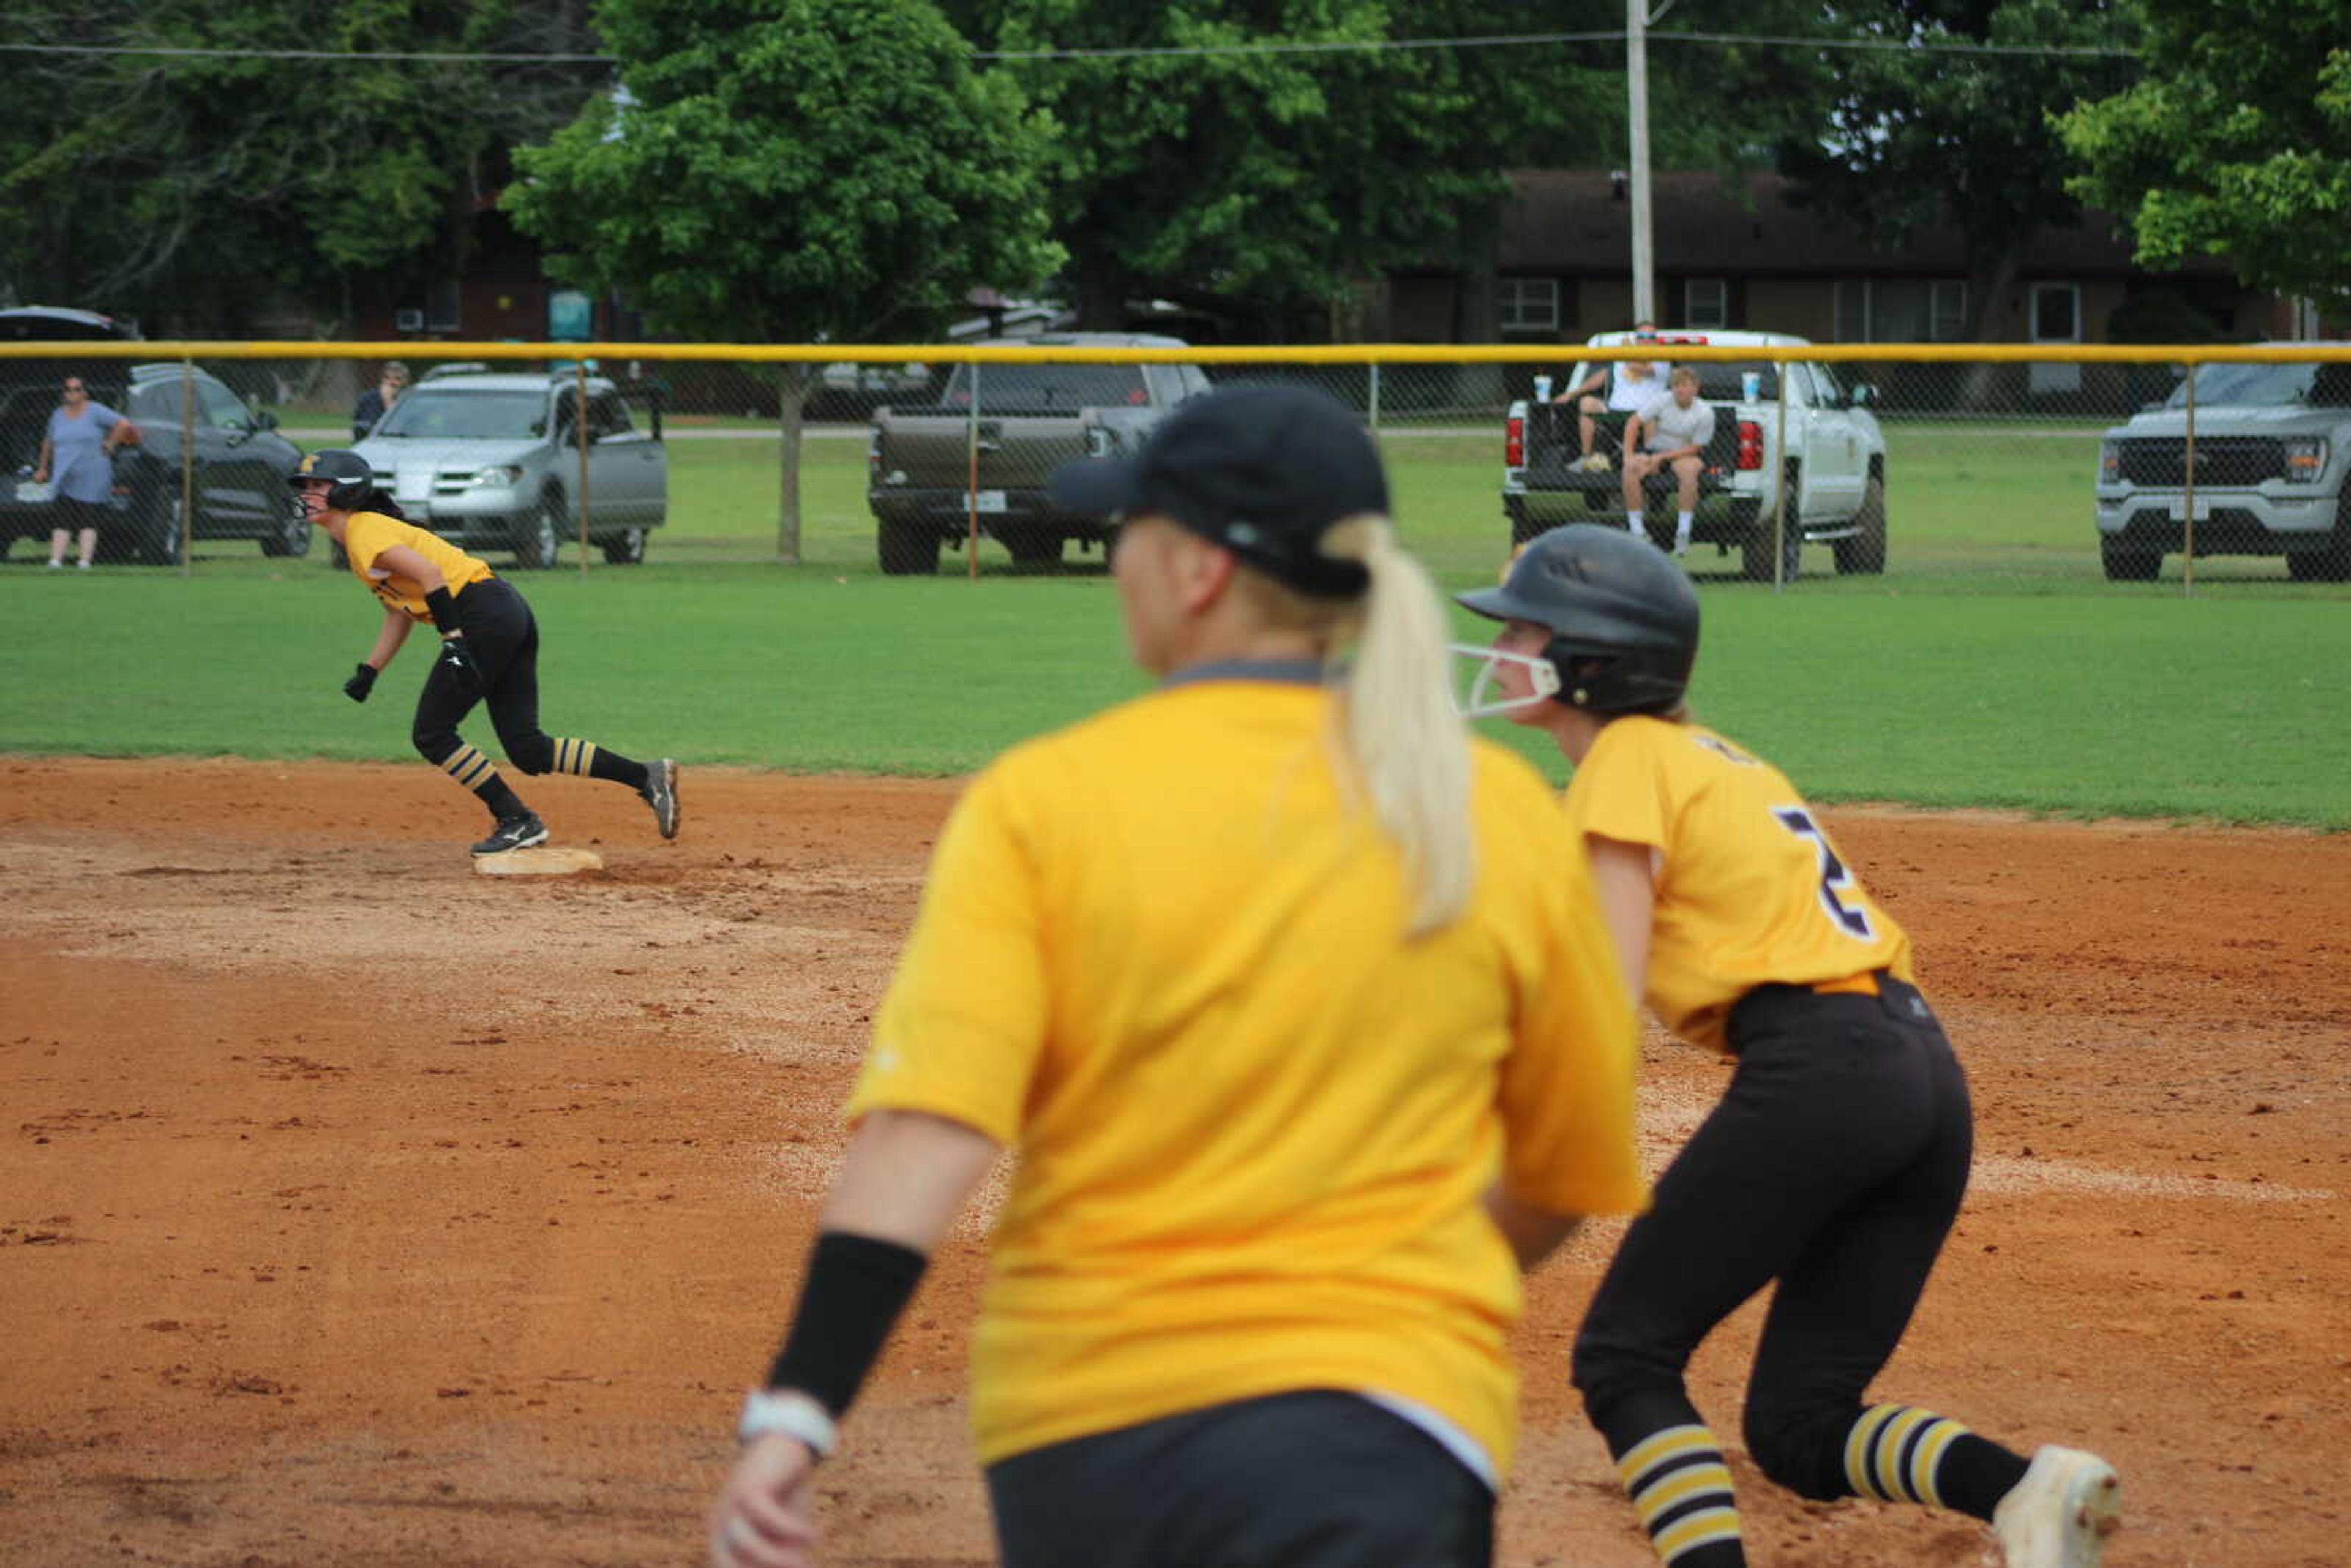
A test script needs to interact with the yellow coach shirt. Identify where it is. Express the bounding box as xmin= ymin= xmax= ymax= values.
xmin=1562 ymin=715 xmax=1914 ymax=1054
xmin=343 ymin=511 xmax=495 ymax=623
xmin=847 ymin=672 xmax=1646 ymax=1475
